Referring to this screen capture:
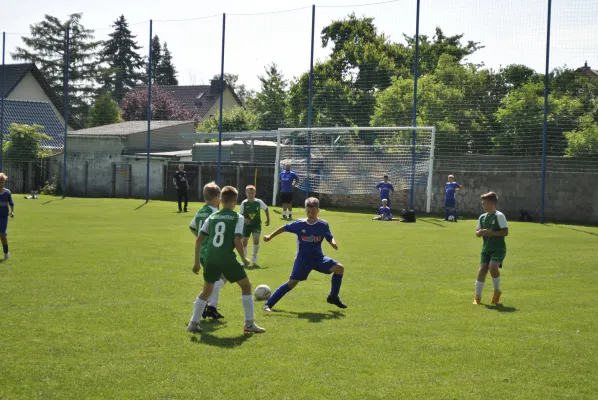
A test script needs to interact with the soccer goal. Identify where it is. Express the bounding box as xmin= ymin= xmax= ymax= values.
xmin=273 ymin=127 xmax=436 ymax=212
